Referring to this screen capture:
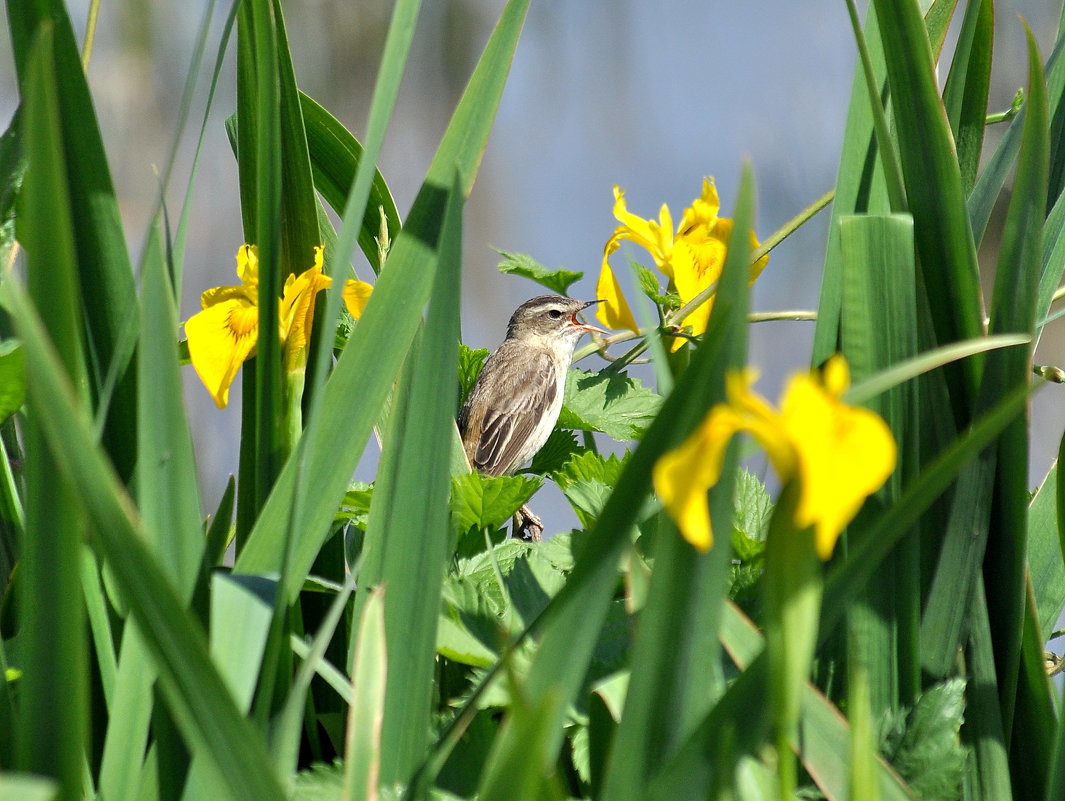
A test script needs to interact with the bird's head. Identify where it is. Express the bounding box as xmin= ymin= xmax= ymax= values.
xmin=505 ymin=295 xmax=606 ymax=350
